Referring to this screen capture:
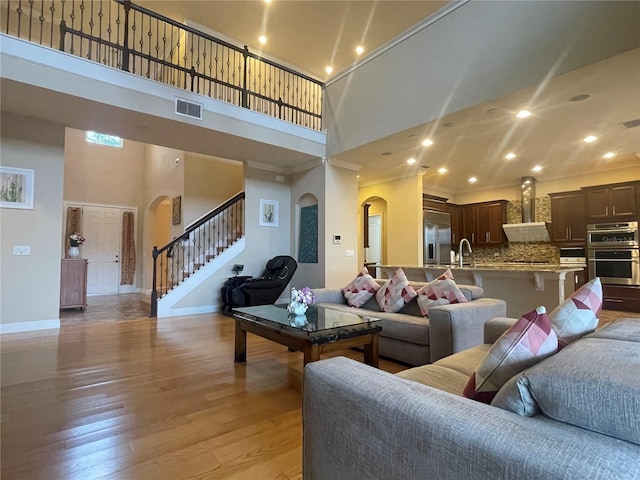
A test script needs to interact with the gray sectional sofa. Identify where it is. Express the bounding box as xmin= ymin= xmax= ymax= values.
xmin=312 ymin=280 xmax=506 ymax=365
xmin=303 ymin=317 xmax=640 ymax=480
